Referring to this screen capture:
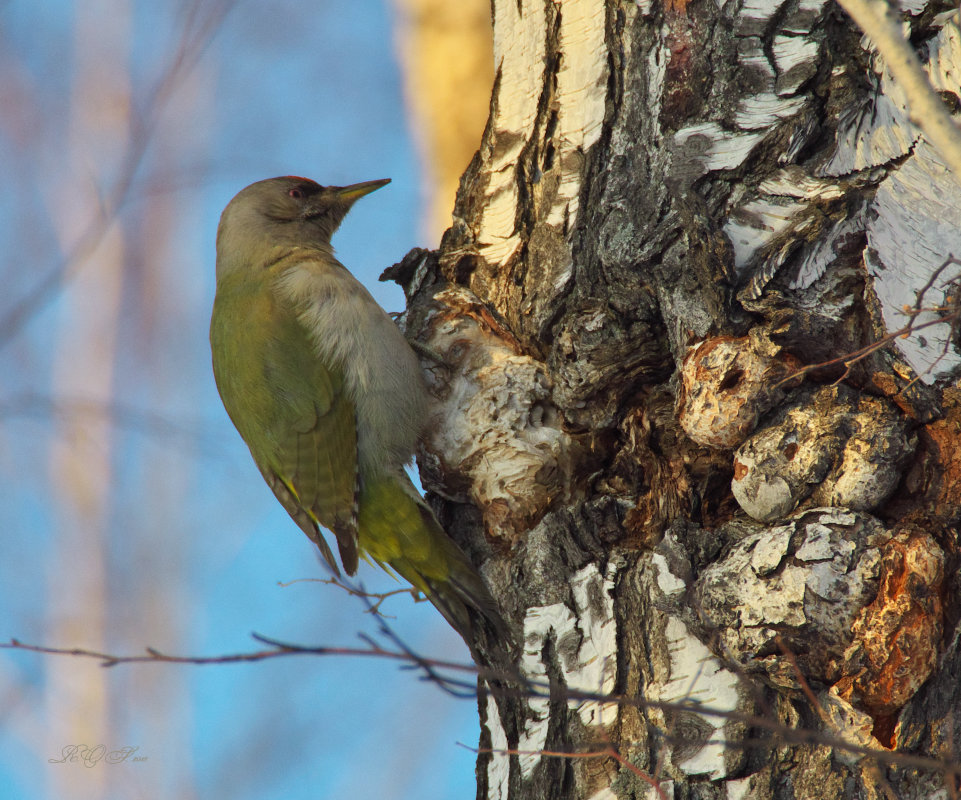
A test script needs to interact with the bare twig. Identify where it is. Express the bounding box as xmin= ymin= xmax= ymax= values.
xmin=459 ymin=740 xmax=669 ymax=800
xmin=776 ymin=636 xmax=900 ymax=800
xmin=0 ymin=392 xmax=227 ymax=455
xmin=834 ymin=0 xmax=961 ymax=183
xmin=1 ymin=634 xmax=479 ymax=696
xmin=0 ymin=0 xmax=239 ymax=350
xmin=5 ymin=632 xmax=961 ymax=784
xmin=778 ymin=256 xmax=961 ymax=388
xmin=362 ymin=599 xmax=480 ymax=698
xmin=776 ymin=308 xmax=954 ymax=386
xmin=277 ymin=575 xmax=424 ymax=616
